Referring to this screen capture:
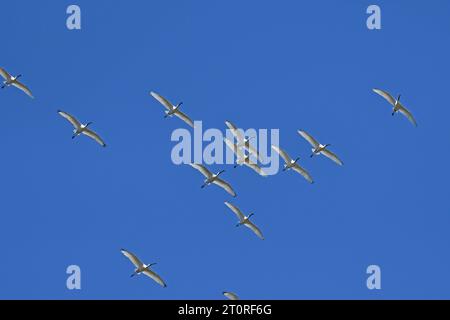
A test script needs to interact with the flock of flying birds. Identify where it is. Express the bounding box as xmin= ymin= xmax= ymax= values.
xmin=1 ymin=65 xmax=417 ymax=300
